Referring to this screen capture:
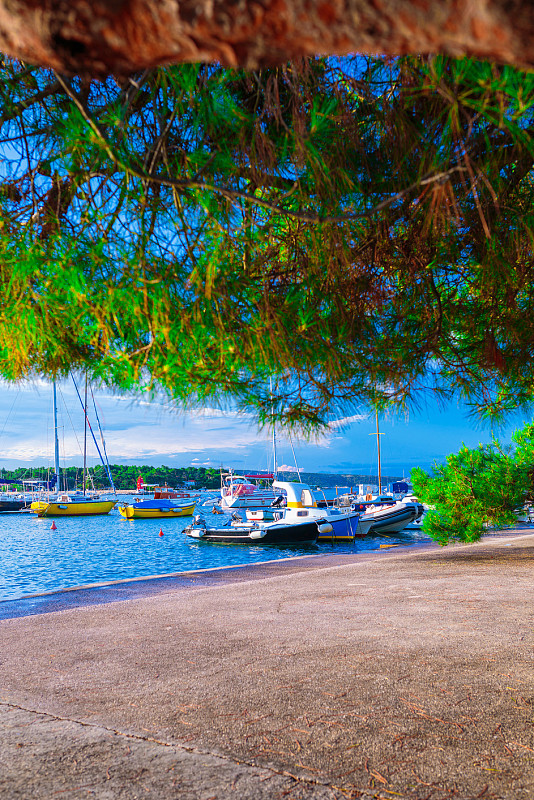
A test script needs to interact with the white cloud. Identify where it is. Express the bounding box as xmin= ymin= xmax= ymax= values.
xmin=0 ymin=380 xmax=267 ymax=467
xmin=0 ymin=378 xmax=511 ymax=475
xmin=327 ymin=414 xmax=368 ymax=430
